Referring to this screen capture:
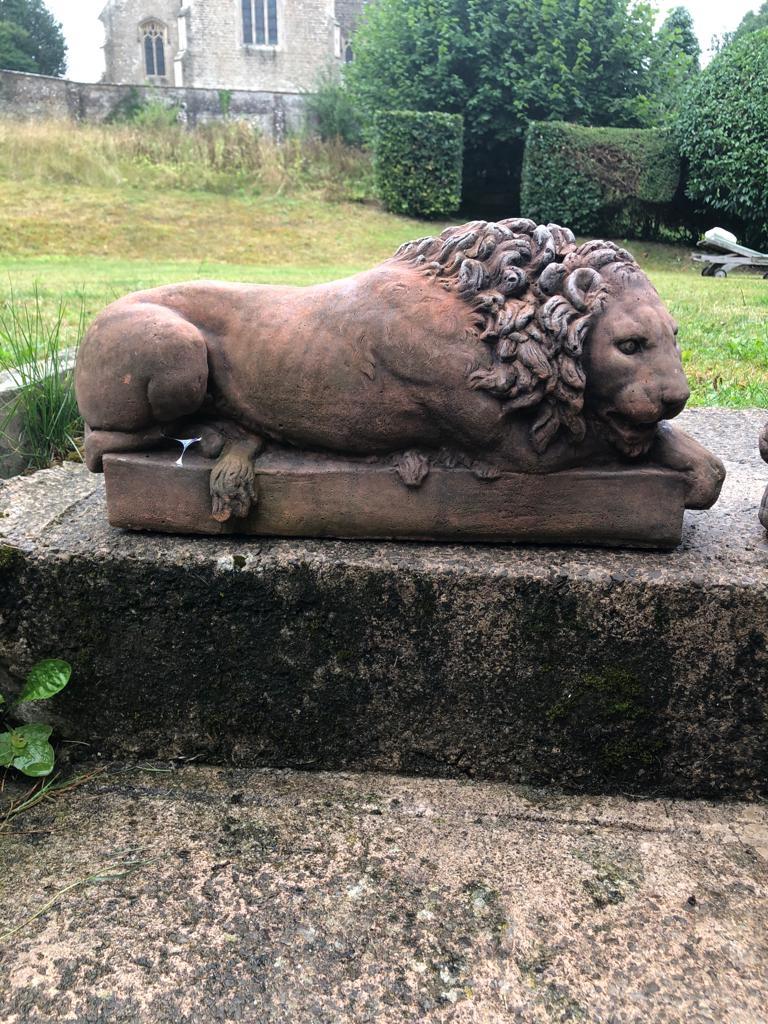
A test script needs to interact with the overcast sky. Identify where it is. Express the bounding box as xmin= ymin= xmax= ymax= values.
xmin=44 ymin=0 xmax=764 ymax=83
